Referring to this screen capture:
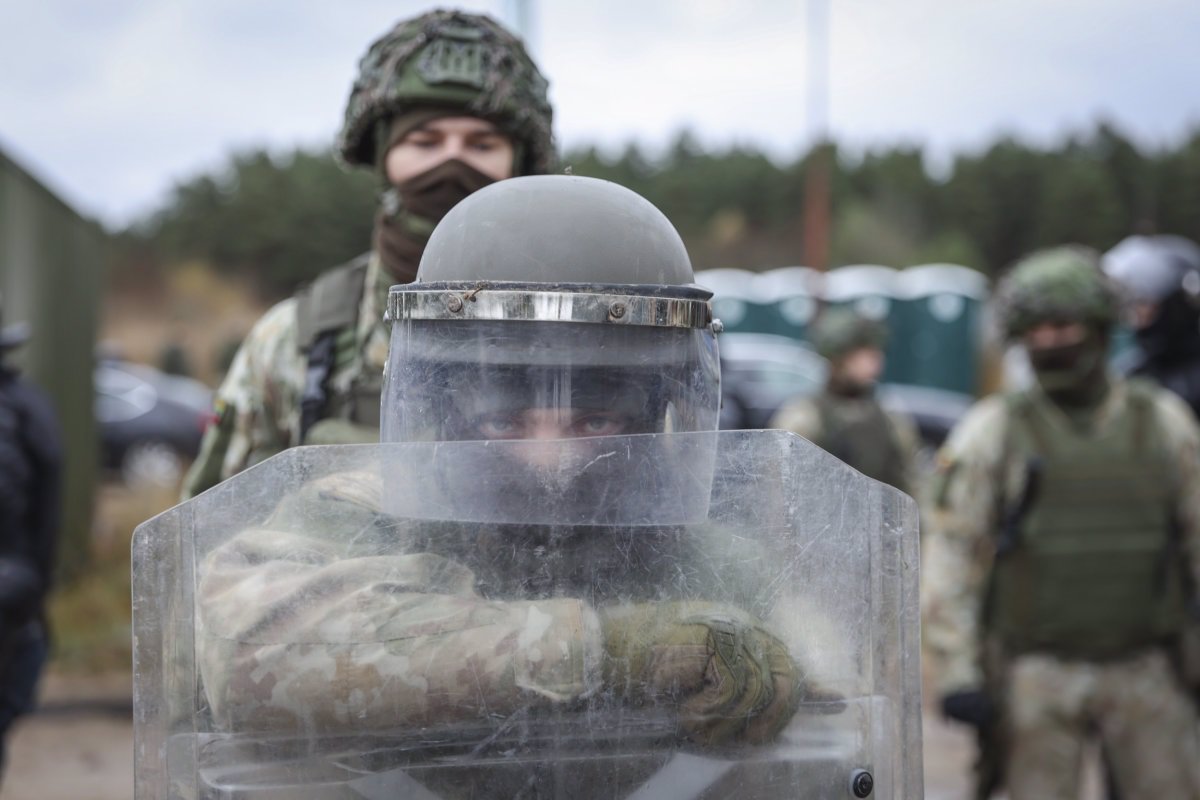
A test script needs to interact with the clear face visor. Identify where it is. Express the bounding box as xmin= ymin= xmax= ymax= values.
xmin=382 ymin=284 xmax=721 ymax=444
xmin=380 ymin=284 xmax=722 ymax=526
